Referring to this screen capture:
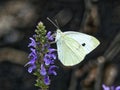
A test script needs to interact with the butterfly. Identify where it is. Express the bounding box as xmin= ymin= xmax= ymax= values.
xmin=55 ymin=29 xmax=100 ymax=66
